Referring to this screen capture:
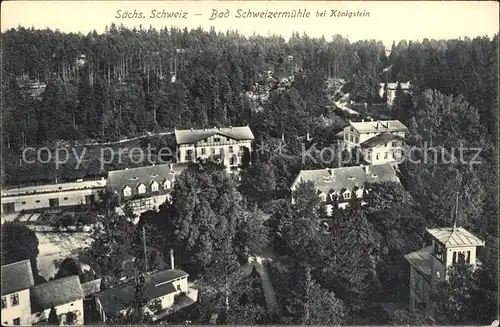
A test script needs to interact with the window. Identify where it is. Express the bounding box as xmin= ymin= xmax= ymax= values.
xmin=123 ymin=186 xmax=132 ymax=197
xmin=376 ymin=153 xmax=380 ymax=160
xmin=177 ymin=285 xmax=181 ymax=291
xmin=344 ymin=191 xmax=351 ymax=199
xmin=201 ymin=148 xmax=206 ymax=155
xmin=392 ymin=141 xmax=398 ymax=147
xmin=151 ymin=181 xmax=159 ymax=192
xmin=21 ymin=201 xmax=26 ymax=205
xmin=64 ymin=197 xmax=68 ymax=200
xmin=384 ymin=152 xmax=388 ymax=159
xmin=385 ymin=142 xmax=388 ymax=147
xmin=458 ymin=251 xmax=466 ymax=265
xmin=36 ymin=200 xmax=41 ymax=203
xmin=434 ymin=243 xmax=443 ymax=260
xmin=164 ymin=180 xmax=171 ymax=190
xmin=1 ymin=297 xmax=6 ymax=309
xmin=354 ymin=136 xmax=359 ymax=143
xmin=13 ymin=318 xmax=20 ymax=325
xmin=137 ymin=184 xmax=146 ymax=194
xmin=392 ymin=152 xmax=396 ymax=159
xmin=436 ymin=271 xmax=441 ymax=279
xmin=344 ymin=133 xmax=348 ymax=141
xmin=452 ymin=251 xmax=457 ymax=264
xmin=10 ymin=294 xmax=19 ymax=306
xmin=214 ymin=137 xmax=221 ymax=143
xmin=415 ymin=276 xmax=421 ymax=295
xmin=211 ymin=148 xmax=216 ymax=155
xmin=229 ymin=146 xmax=233 ymax=153
xmin=466 ymin=251 xmax=471 ymax=264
